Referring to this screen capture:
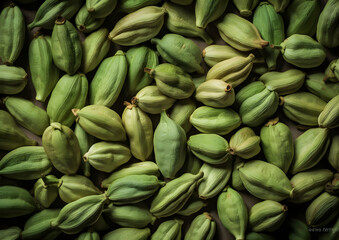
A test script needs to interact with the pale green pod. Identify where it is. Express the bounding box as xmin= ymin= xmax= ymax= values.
xmin=0 ymin=4 xmax=25 ymax=65
xmin=102 ymin=228 xmax=151 ymax=240
xmin=154 ymin=111 xmax=186 ymax=179
xmin=0 ymin=65 xmax=28 ymax=95
xmin=246 ymin=232 xmax=275 ymax=240
xmin=281 ymin=92 xmax=327 ymax=126
xmin=108 ymin=6 xmax=165 ymax=46
xmin=169 ymin=98 xmax=196 ymax=133
xmin=4 ymin=96 xmax=49 ymax=136
xmin=272 ymin=34 xmax=326 ymax=68
xmin=329 ymin=133 xmax=339 ymax=171
xmin=195 ymin=0 xmax=229 ymax=29
xmin=234 ymin=81 xmax=266 ymax=108
xmin=146 ymin=63 xmax=195 ymax=99
xmin=267 ymin=0 xmax=290 ymax=12
xmin=206 ymin=54 xmax=255 ymax=88
xmin=217 ymin=13 xmax=269 ymax=51
xmin=249 ymin=200 xmax=287 ymax=232
xmin=78 ymin=231 xmax=100 ymax=240
xmin=184 ymin=212 xmax=216 ymax=240
xmin=83 ymin=141 xmax=131 ymax=173
xmin=0 ymin=185 xmax=37 ymax=218
xmin=305 ymin=192 xmax=339 ymax=227
xmin=151 ymin=34 xmax=204 ymax=74
xmin=101 ymin=161 xmax=159 ymax=188
xmin=42 ymin=122 xmax=81 ymax=175
xmin=151 ymin=219 xmax=183 ymax=240
xmin=150 ymin=172 xmax=204 ymax=218
xmin=103 ymin=203 xmax=156 ymax=228
xmin=260 ymin=118 xmax=294 ymax=173
xmin=217 ymin=187 xmax=248 ymax=240
xmin=0 ymin=227 xmax=21 ymax=240
xmin=239 ymin=160 xmax=294 ymax=201
xmin=22 ymin=209 xmax=61 ymax=240
xmin=28 ymin=0 xmax=82 ymax=29
xmin=29 ymin=34 xmax=59 ymax=102
xmin=290 ymin=169 xmax=334 ymax=204
xmin=290 ymin=128 xmax=330 ymax=174
xmin=187 ymin=134 xmax=232 ymax=165
xmin=231 ymin=158 xmax=246 ymax=191
xmin=86 ymin=0 xmax=118 ymax=18
xmin=162 ymin=2 xmax=213 ymax=44
xmin=125 ymin=46 xmax=158 ymax=97
xmin=133 ymin=85 xmax=176 ymax=114
xmin=324 ymin=59 xmax=339 ymax=83
xmin=253 ymin=2 xmax=285 ymax=70
xmin=0 ymin=146 xmax=52 ymax=180
xmin=51 ymin=18 xmax=82 ymax=75
xmin=50 ymin=194 xmax=108 ymax=234
xmin=318 ymin=95 xmax=339 ymax=128
xmin=259 ymin=69 xmax=305 ymax=96
xmin=81 ymin=28 xmax=110 ymax=74
xmin=73 ymin=105 xmax=126 ymax=142
xmin=202 ymin=45 xmax=247 ymax=67
xmin=177 ymin=196 xmax=206 ymax=216
xmin=122 ymin=103 xmax=153 ymax=161
xmin=47 ymin=73 xmax=88 ymax=127
xmin=232 ymin=0 xmax=259 ymax=16
xmin=89 ymin=50 xmax=127 ymax=107
xmin=75 ymin=5 xmax=105 ymax=33
xmin=229 ymin=127 xmax=261 ymax=159
xmin=287 ymin=218 xmax=311 ymax=240
xmin=119 ymin=0 xmax=162 ymax=13
xmin=190 ymin=106 xmax=242 ymax=135
xmin=33 ymin=175 xmax=59 ymax=208
xmin=198 ymin=160 xmax=233 ymax=199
